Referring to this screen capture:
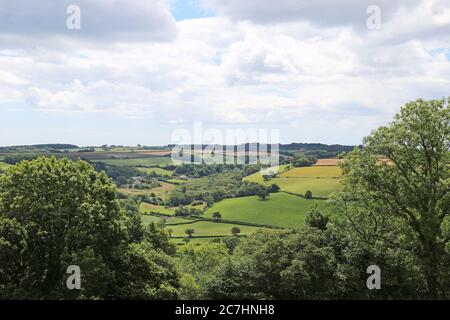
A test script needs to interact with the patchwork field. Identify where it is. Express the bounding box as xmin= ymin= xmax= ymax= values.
xmin=244 ymin=165 xmax=342 ymax=197
xmin=205 ymin=192 xmax=326 ymax=228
